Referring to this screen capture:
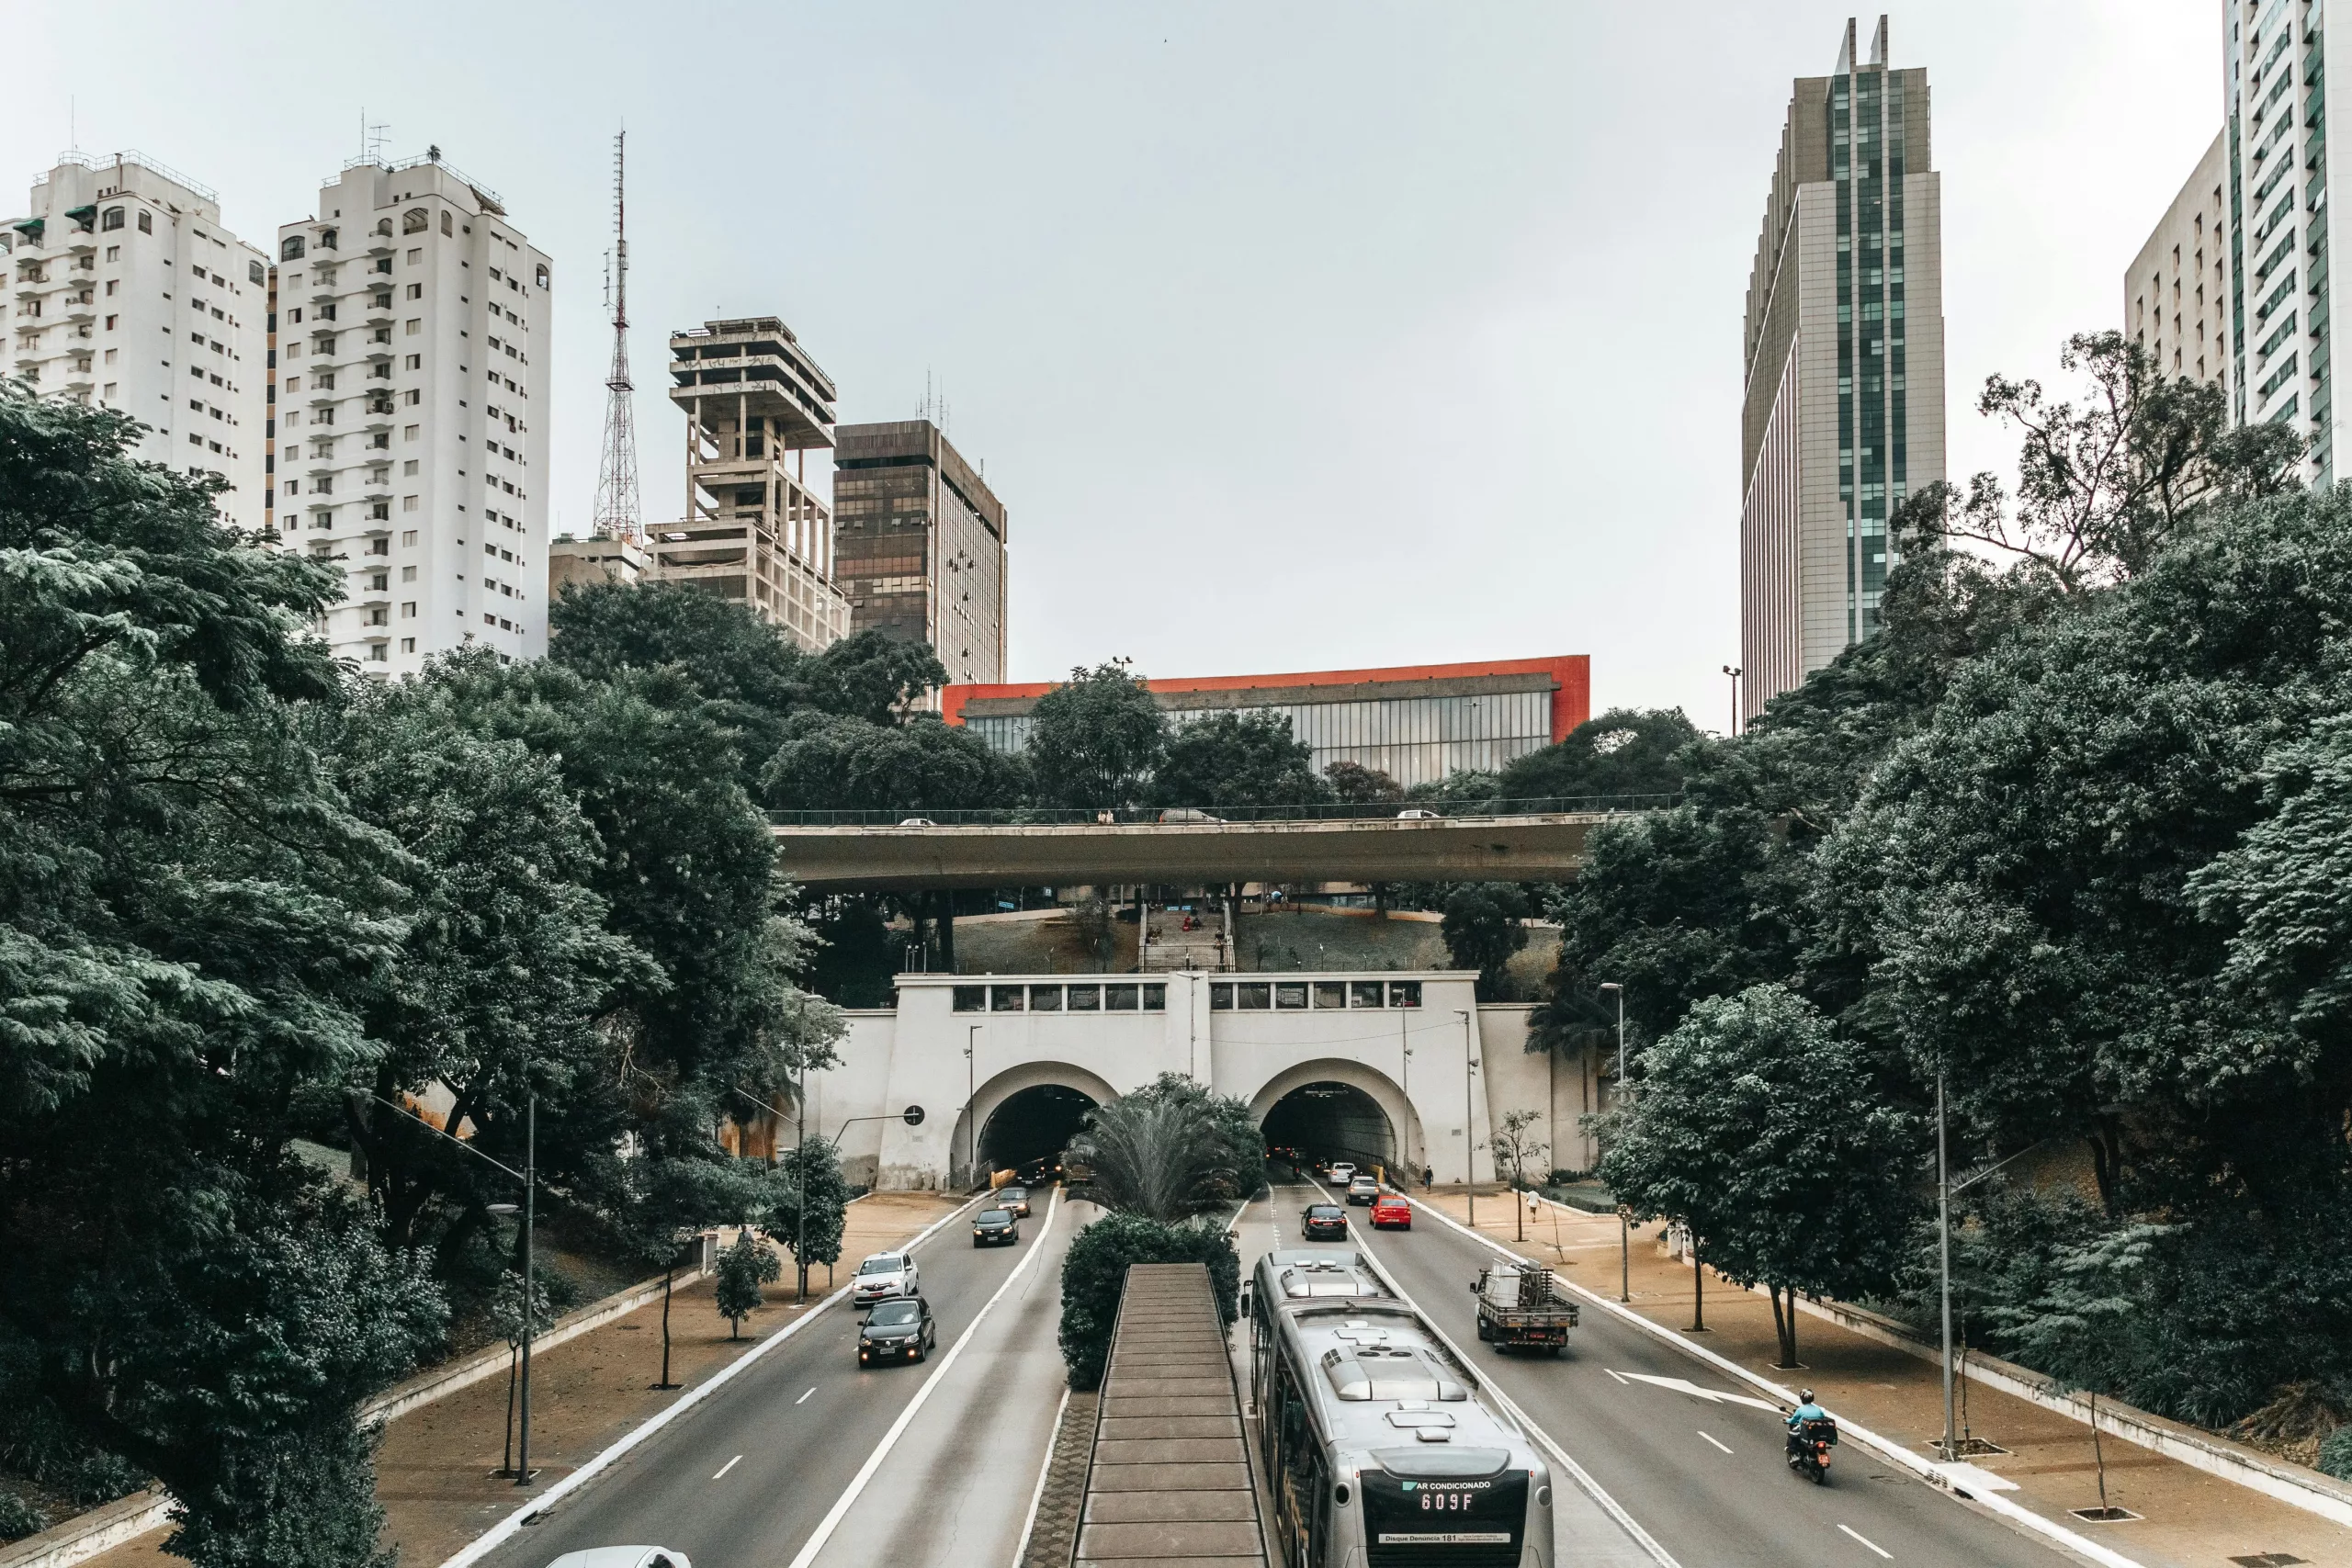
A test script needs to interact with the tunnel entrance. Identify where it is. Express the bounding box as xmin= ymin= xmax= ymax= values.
xmin=978 ymin=1083 xmax=1099 ymax=1177
xmin=1260 ymin=1080 xmax=1396 ymax=1172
